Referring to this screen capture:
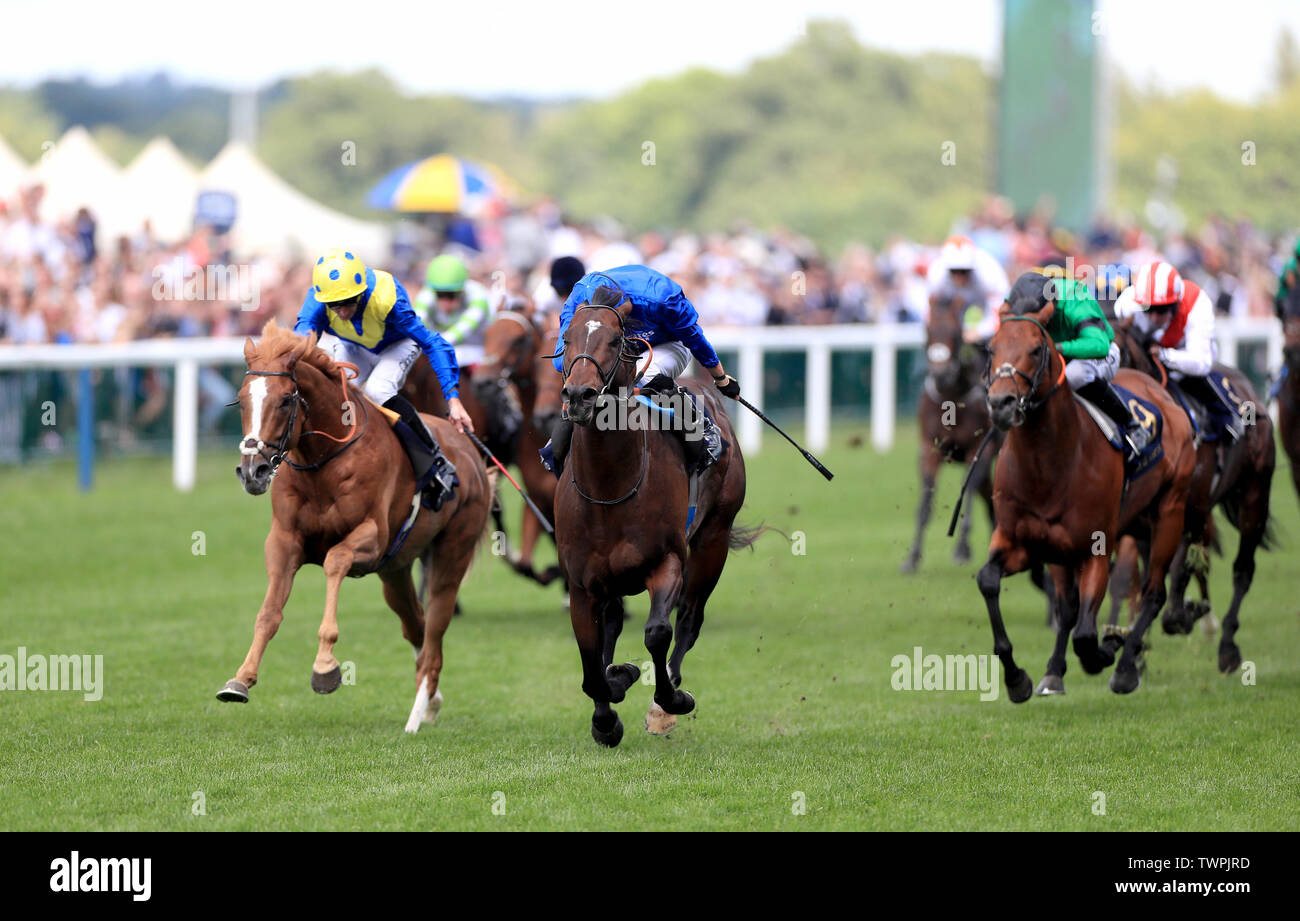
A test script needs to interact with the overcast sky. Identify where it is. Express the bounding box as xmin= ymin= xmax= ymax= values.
xmin=4 ymin=0 xmax=1295 ymax=103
